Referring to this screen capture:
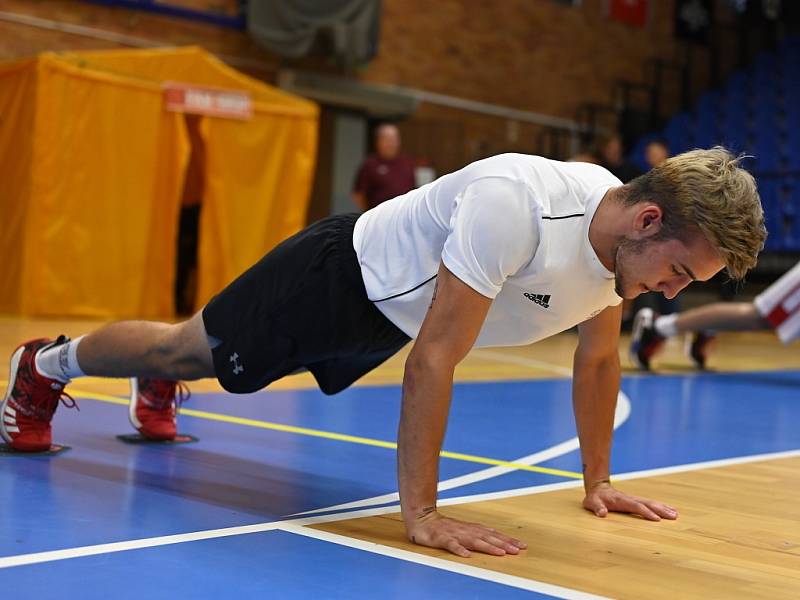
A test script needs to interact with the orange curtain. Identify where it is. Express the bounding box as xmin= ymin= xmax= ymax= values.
xmin=196 ymin=109 xmax=317 ymax=307
xmin=0 ymin=60 xmax=38 ymax=314
xmin=0 ymin=48 xmax=317 ymax=319
xmin=20 ymin=55 xmax=189 ymax=318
